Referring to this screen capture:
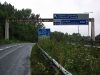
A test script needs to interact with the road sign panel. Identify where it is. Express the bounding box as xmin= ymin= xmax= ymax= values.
xmin=53 ymin=14 xmax=89 ymax=25
xmin=38 ymin=18 xmax=53 ymax=22
xmin=54 ymin=19 xmax=89 ymax=25
xmin=38 ymin=29 xmax=50 ymax=38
